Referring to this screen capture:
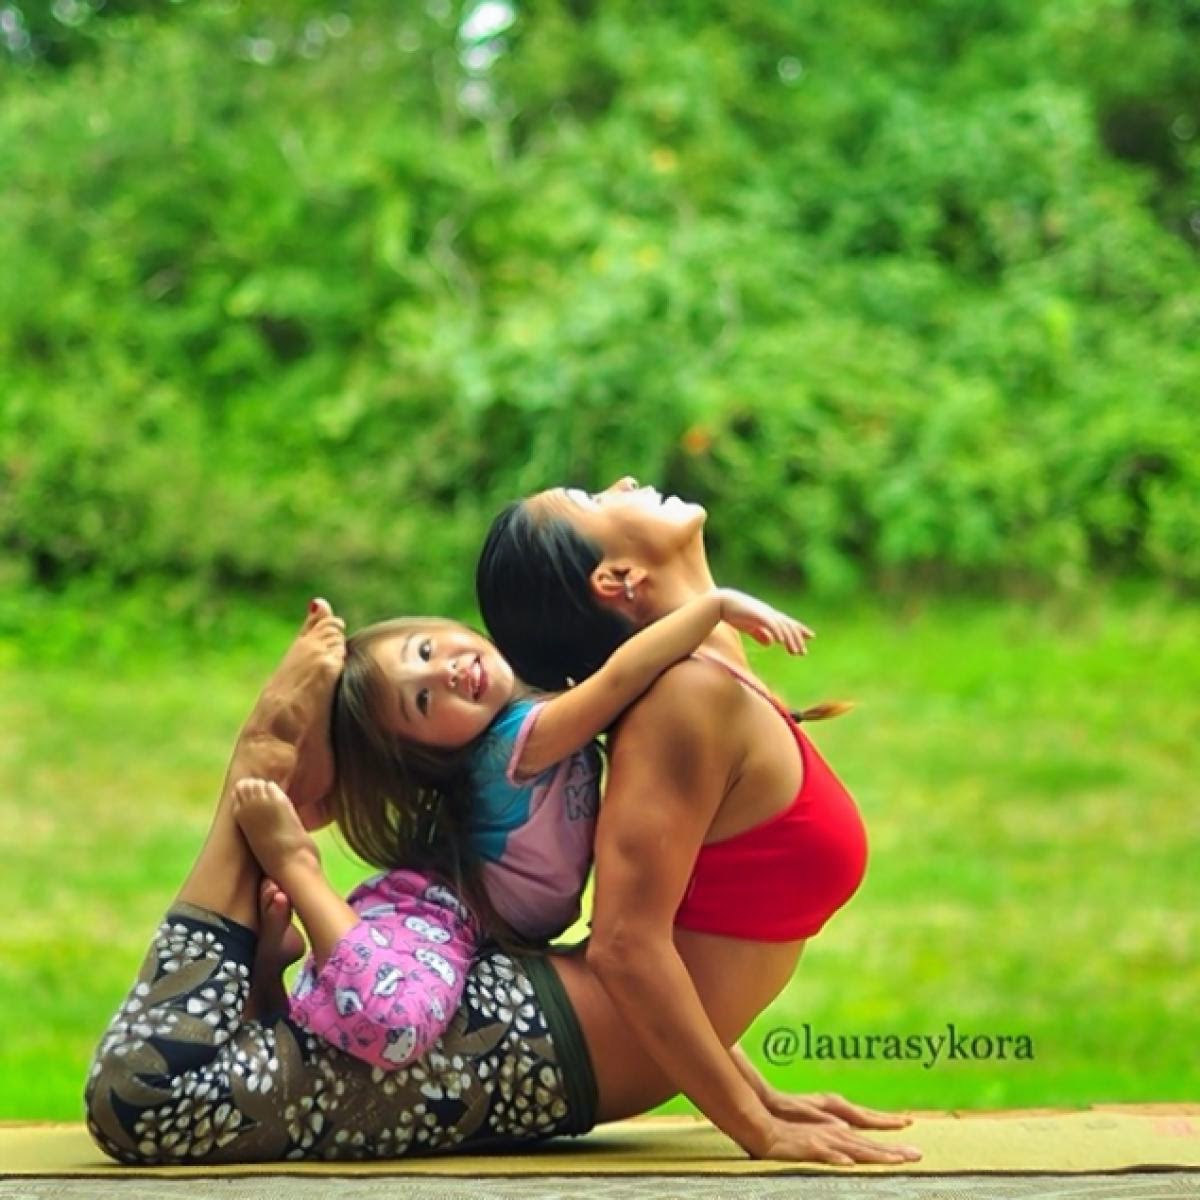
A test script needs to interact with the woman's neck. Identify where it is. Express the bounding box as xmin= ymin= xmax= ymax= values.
xmin=640 ymin=548 xmax=749 ymax=667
